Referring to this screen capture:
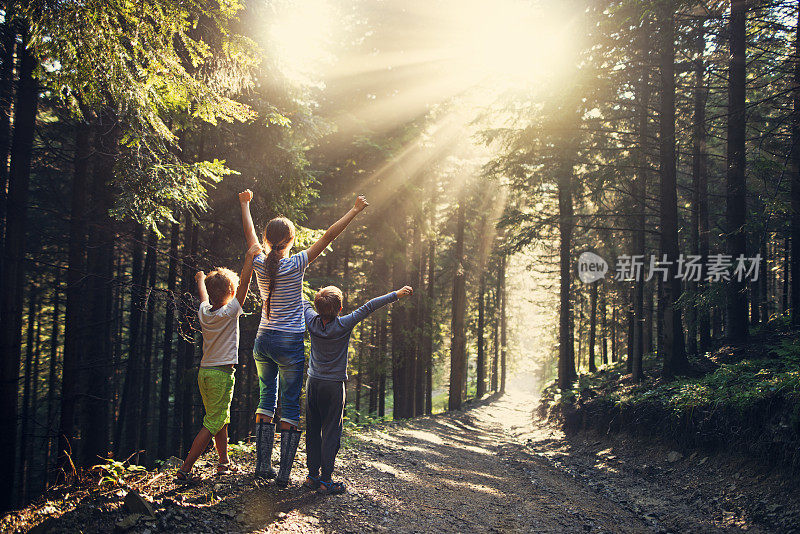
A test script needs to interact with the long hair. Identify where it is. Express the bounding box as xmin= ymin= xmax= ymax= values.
xmin=263 ymin=217 xmax=296 ymax=318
